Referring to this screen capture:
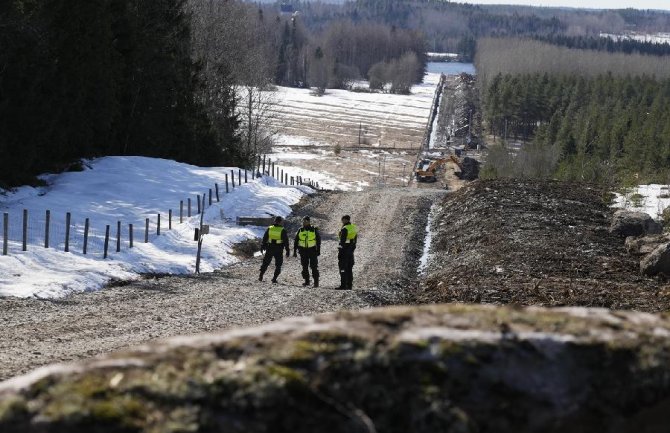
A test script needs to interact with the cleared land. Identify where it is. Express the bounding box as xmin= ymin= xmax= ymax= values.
xmin=419 ymin=180 xmax=665 ymax=311
xmin=0 ymin=188 xmax=440 ymax=380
